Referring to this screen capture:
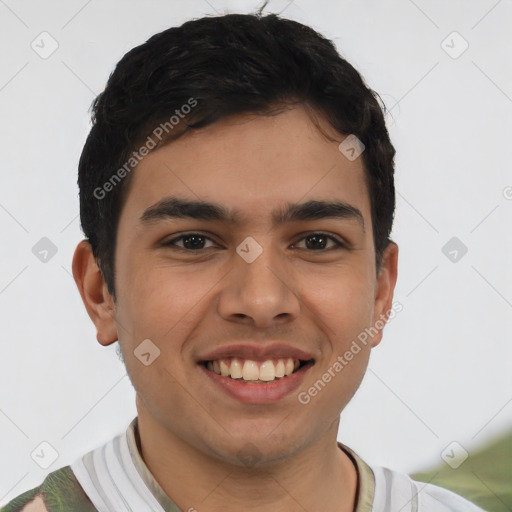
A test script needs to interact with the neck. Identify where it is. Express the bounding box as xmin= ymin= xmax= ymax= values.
xmin=135 ymin=408 xmax=358 ymax=512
